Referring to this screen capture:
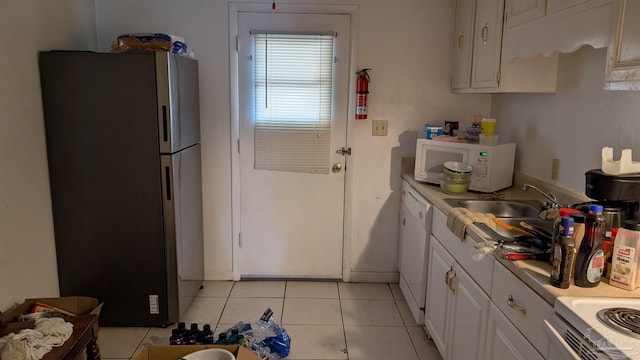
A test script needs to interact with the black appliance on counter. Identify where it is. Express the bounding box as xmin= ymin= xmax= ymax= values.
xmin=584 ymin=169 xmax=640 ymax=221
xmin=39 ymin=51 xmax=204 ymax=327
